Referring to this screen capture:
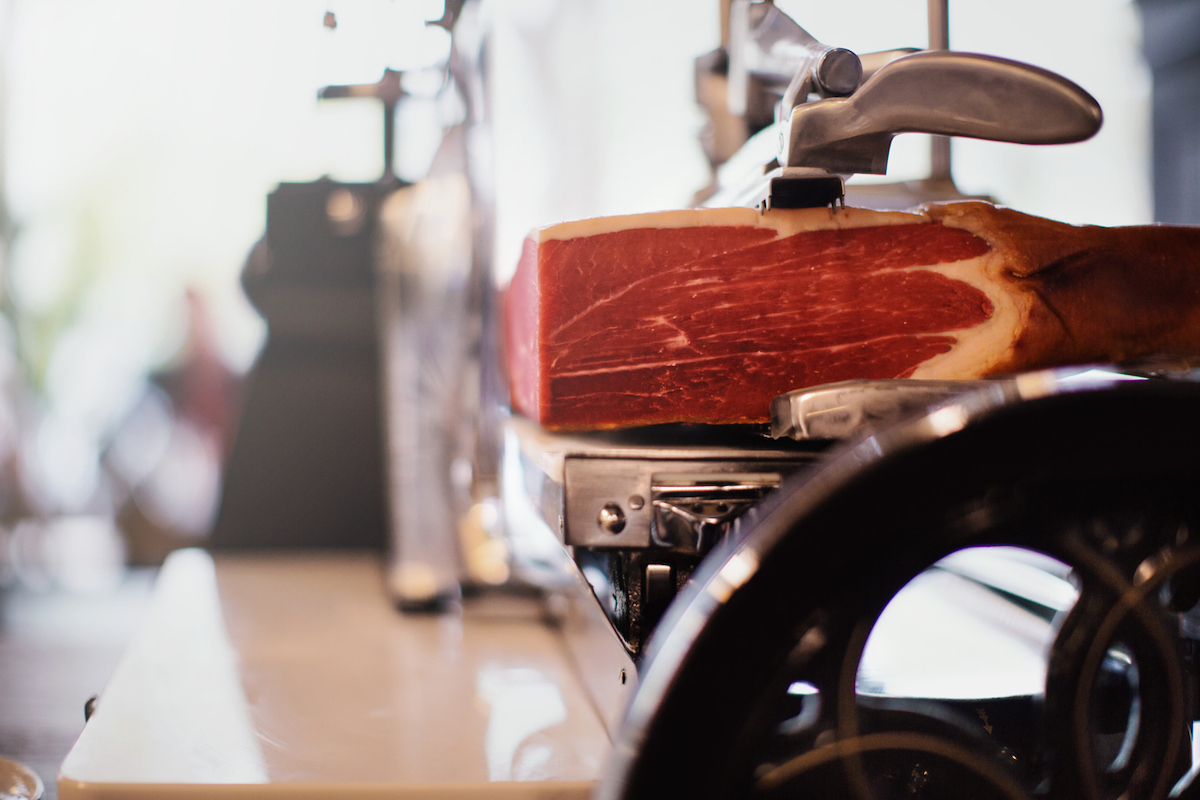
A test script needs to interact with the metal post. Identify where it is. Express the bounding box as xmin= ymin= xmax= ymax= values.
xmin=928 ymin=0 xmax=952 ymax=182
xmin=928 ymin=0 xmax=949 ymax=50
